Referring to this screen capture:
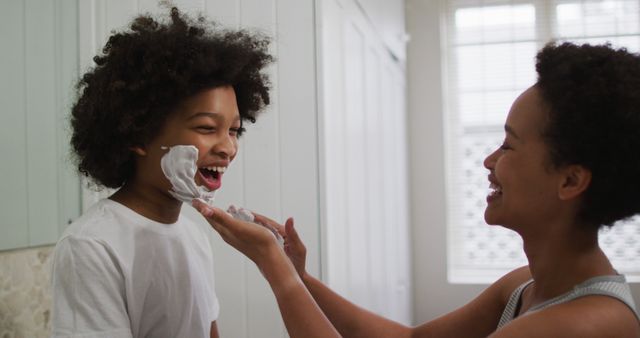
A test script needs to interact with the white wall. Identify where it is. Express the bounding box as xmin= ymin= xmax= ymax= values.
xmin=406 ymin=0 xmax=488 ymax=322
